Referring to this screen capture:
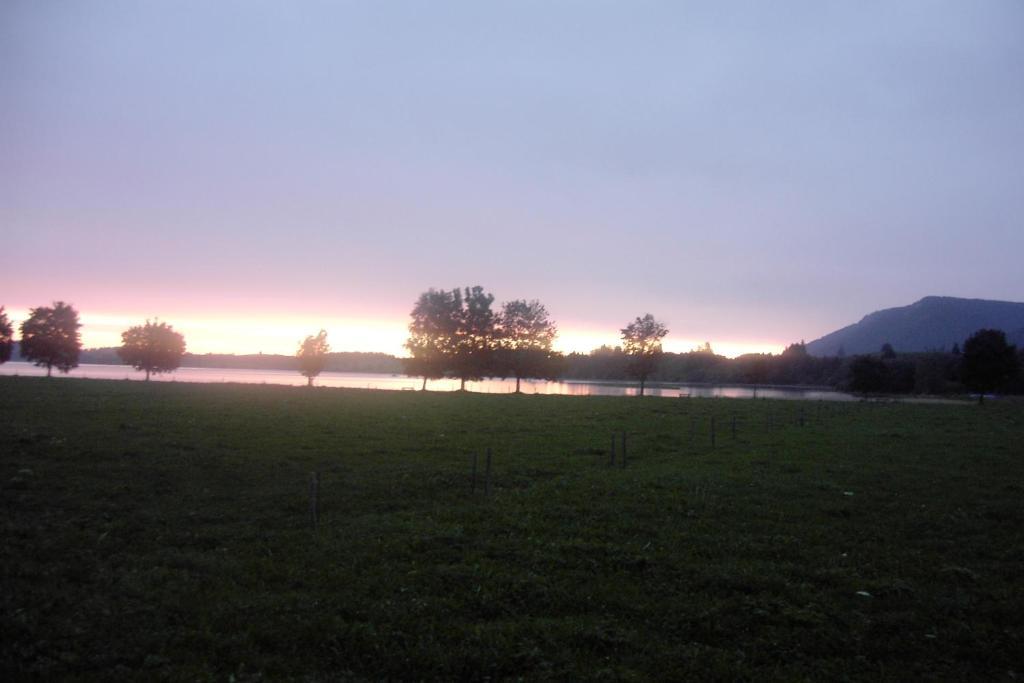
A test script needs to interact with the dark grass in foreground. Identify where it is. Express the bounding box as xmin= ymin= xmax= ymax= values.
xmin=2 ymin=378 xmax=1022 ymax=681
